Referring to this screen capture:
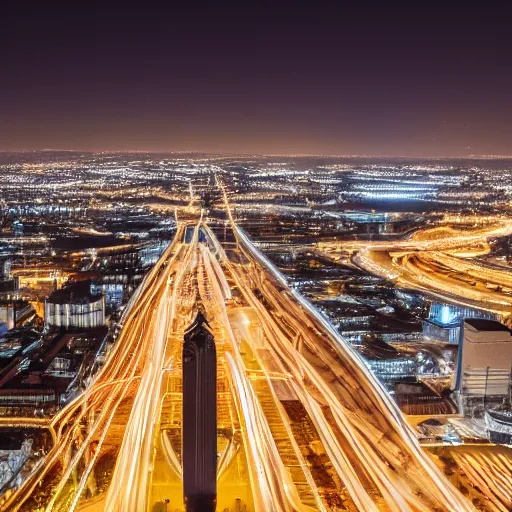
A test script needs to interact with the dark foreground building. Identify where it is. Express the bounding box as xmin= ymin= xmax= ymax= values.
xmin=182 ymin=311 xmax=217 ymax=511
